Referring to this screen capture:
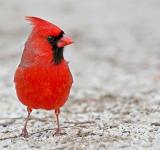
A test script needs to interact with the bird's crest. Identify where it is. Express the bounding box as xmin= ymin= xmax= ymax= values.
xmin=25 ymin=16 xmax=61 ymax=31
